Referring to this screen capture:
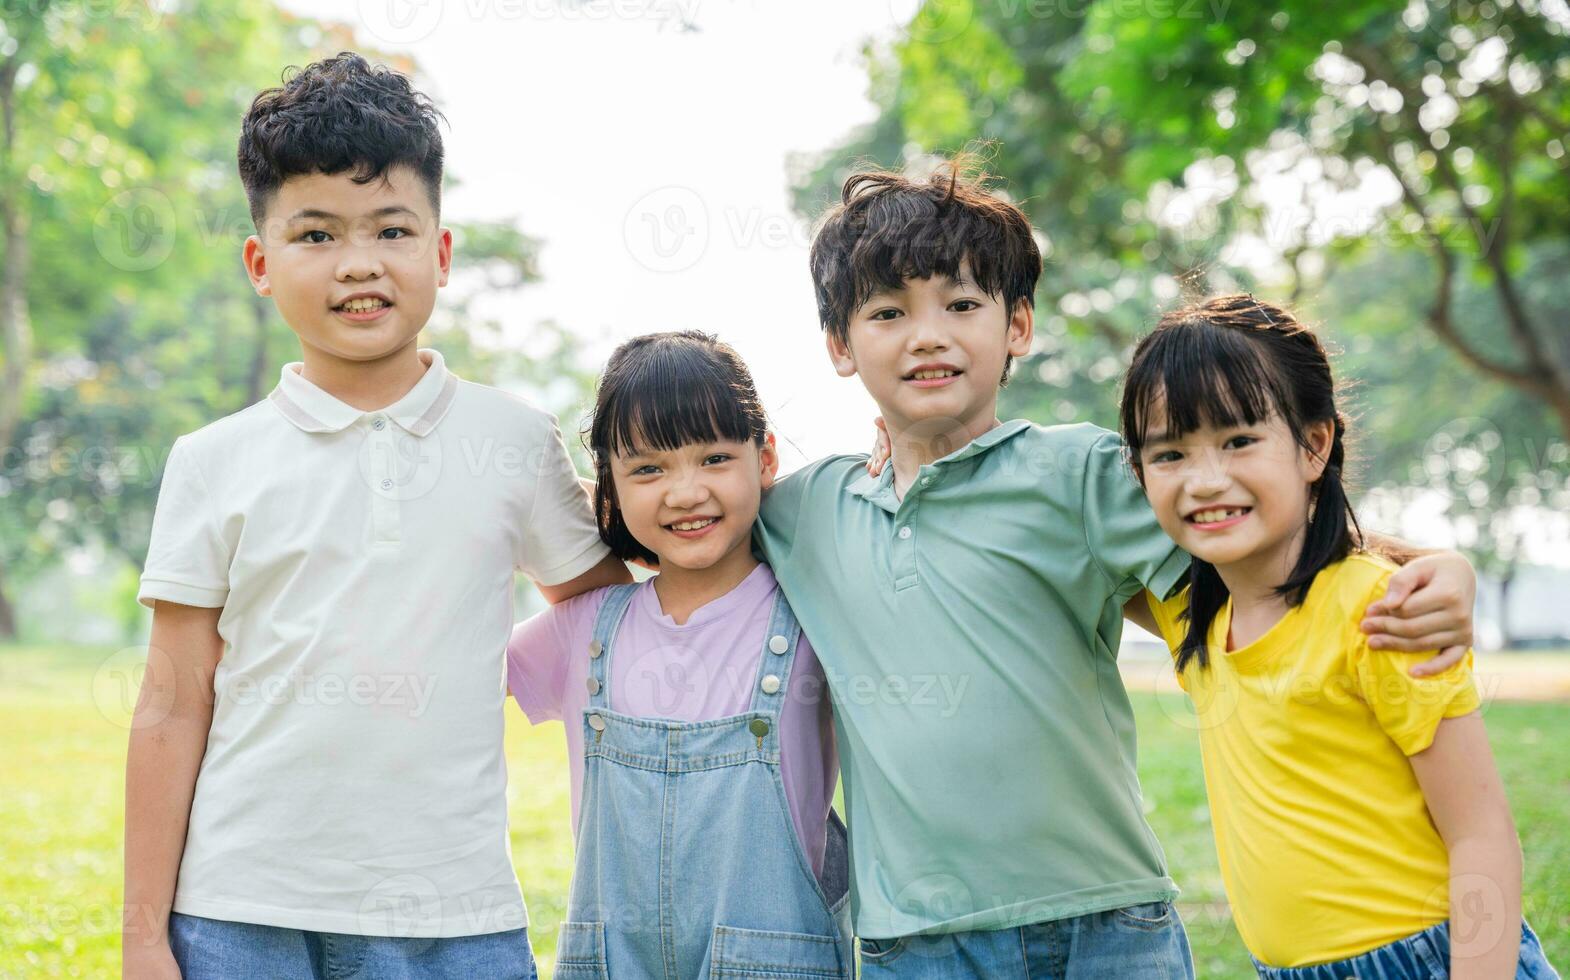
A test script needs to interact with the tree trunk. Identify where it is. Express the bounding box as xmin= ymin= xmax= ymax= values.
xmin=0 ymin=560 xmax=18 ymax=642
xmin=0 ymin=39 xmax=35 ymax=455
xmin=1497 ymin=569 xmax=1515 ymax=651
